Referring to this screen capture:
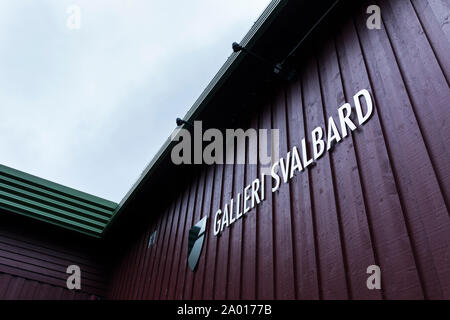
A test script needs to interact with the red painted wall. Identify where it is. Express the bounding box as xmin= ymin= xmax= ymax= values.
xmin=107 ymin=0 xmax=450 ymax=300
xmin=0 ymin=211 xmax=108 ymax=299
